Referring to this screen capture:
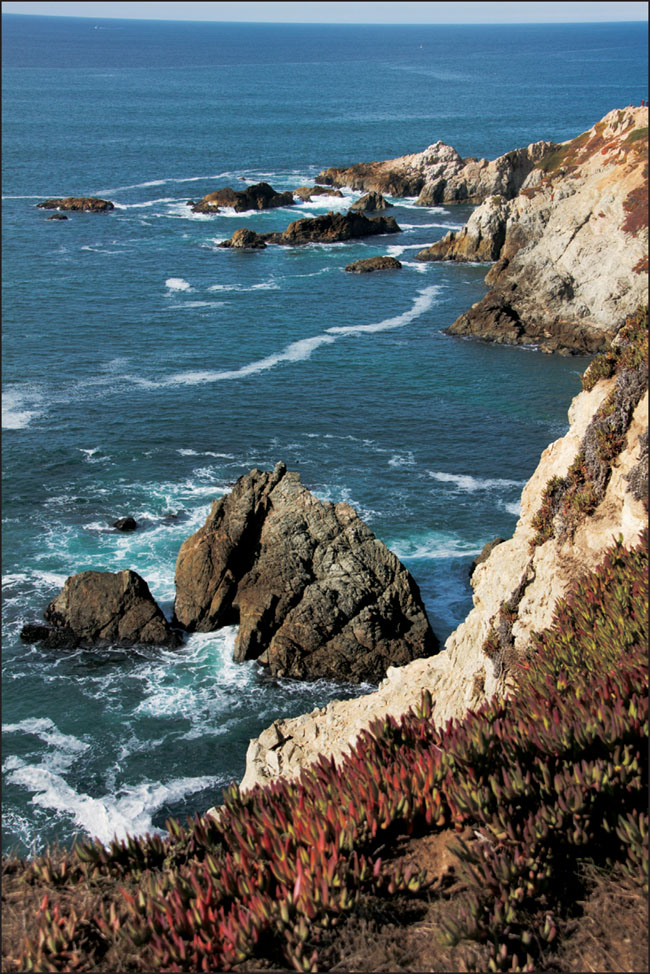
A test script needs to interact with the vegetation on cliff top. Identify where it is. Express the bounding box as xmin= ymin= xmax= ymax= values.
xmin=3 ymin=527 xmax=647 ymax=973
